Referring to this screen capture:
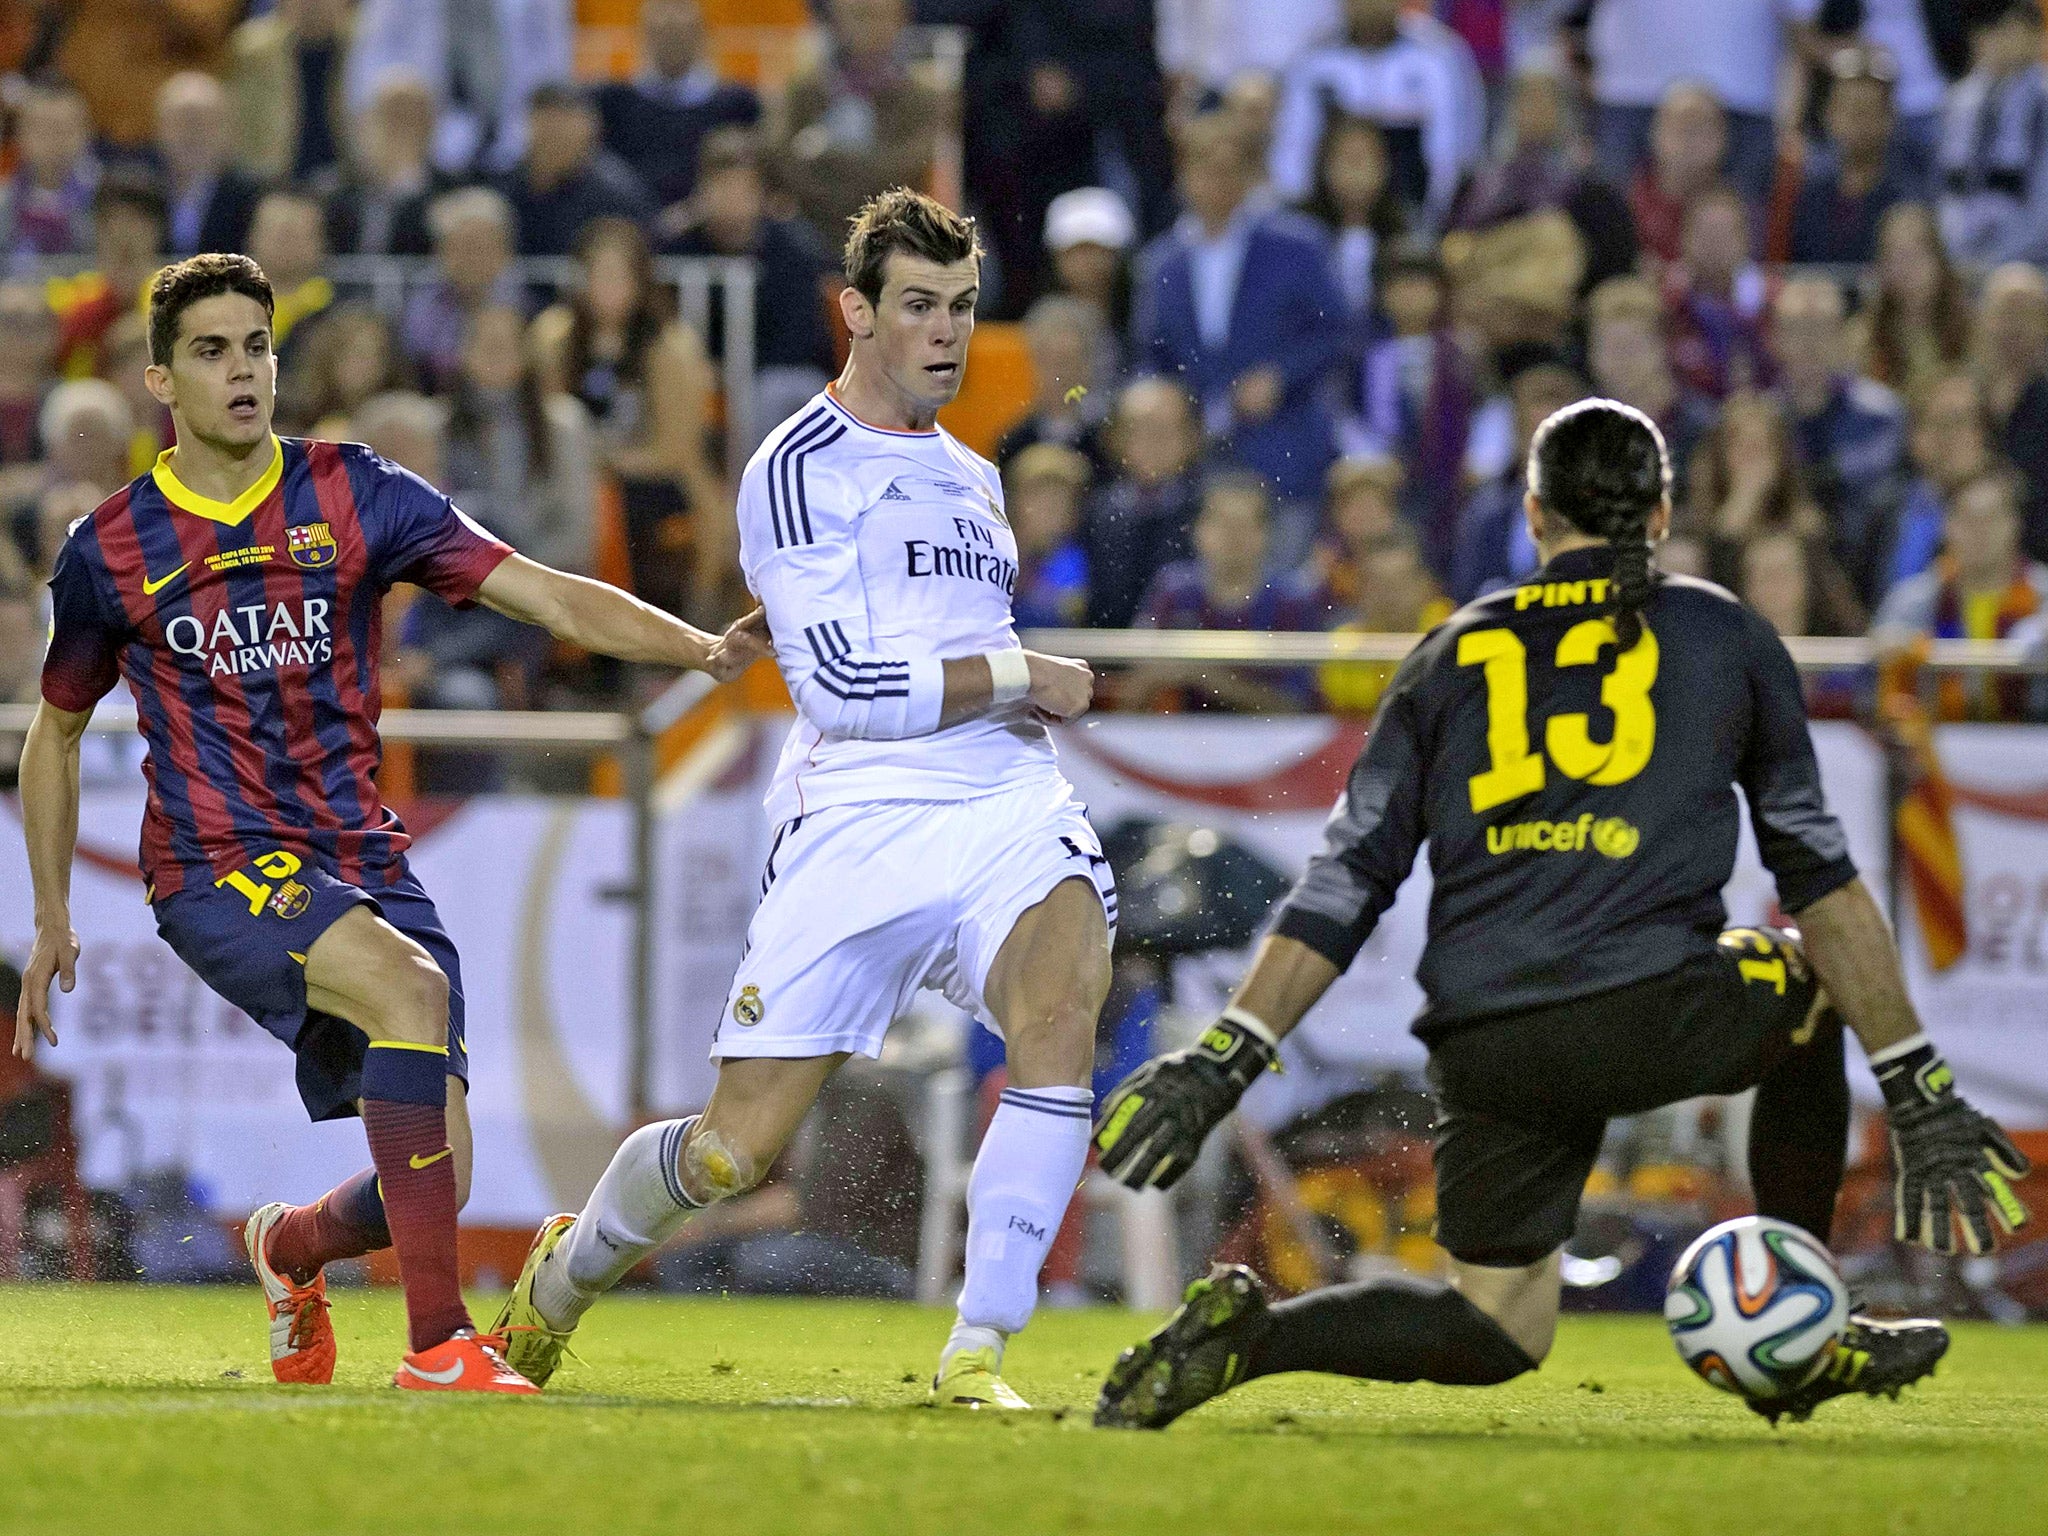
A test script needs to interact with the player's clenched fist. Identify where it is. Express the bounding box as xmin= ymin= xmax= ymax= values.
xmin=1025 ymin=651 xmax=1095 ymax=722
xmin=1094 ymin=1012 xmax=1279 ymax=1191
xmin=1877 ymin=1037 xmax=2032 ymax=1255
